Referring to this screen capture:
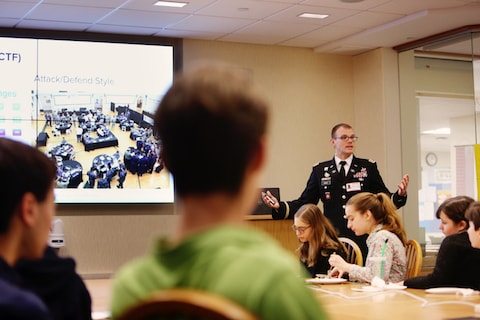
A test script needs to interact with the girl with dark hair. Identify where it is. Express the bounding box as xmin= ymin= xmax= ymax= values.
xmin=436 ymin=195 xmax=473 ymax=236
xmin=467 ymin=201 xmax=480 ymax=249
xmin=403 ymin=195 xmax=480 ymax=289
